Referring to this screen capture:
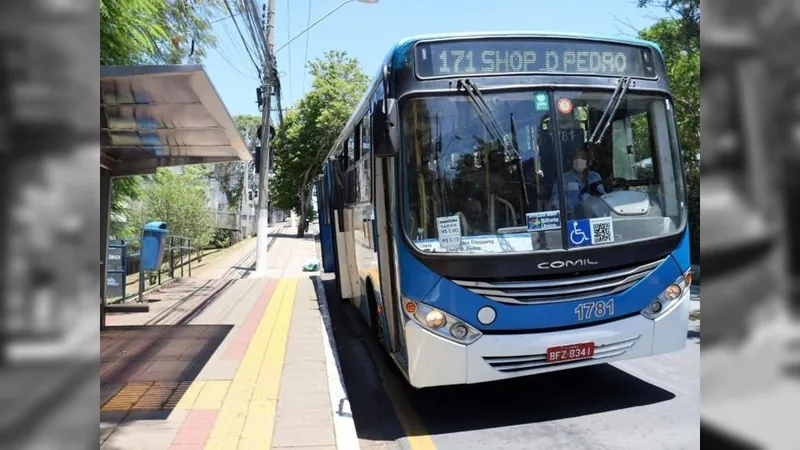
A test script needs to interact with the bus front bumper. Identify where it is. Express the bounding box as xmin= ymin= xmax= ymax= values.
xmin=405 ymin=289 xmax=690 ymax=388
